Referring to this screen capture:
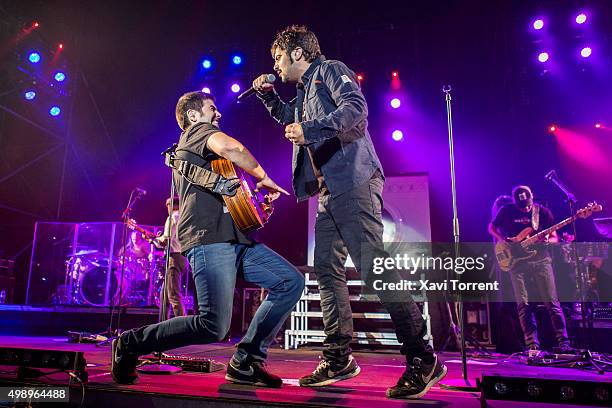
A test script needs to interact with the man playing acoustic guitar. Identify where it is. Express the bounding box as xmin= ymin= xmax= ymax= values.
xmin=488 ymin=185 xmax=571 ymax=353
xmin=111 ymin=91 xmax=305 ymax=387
